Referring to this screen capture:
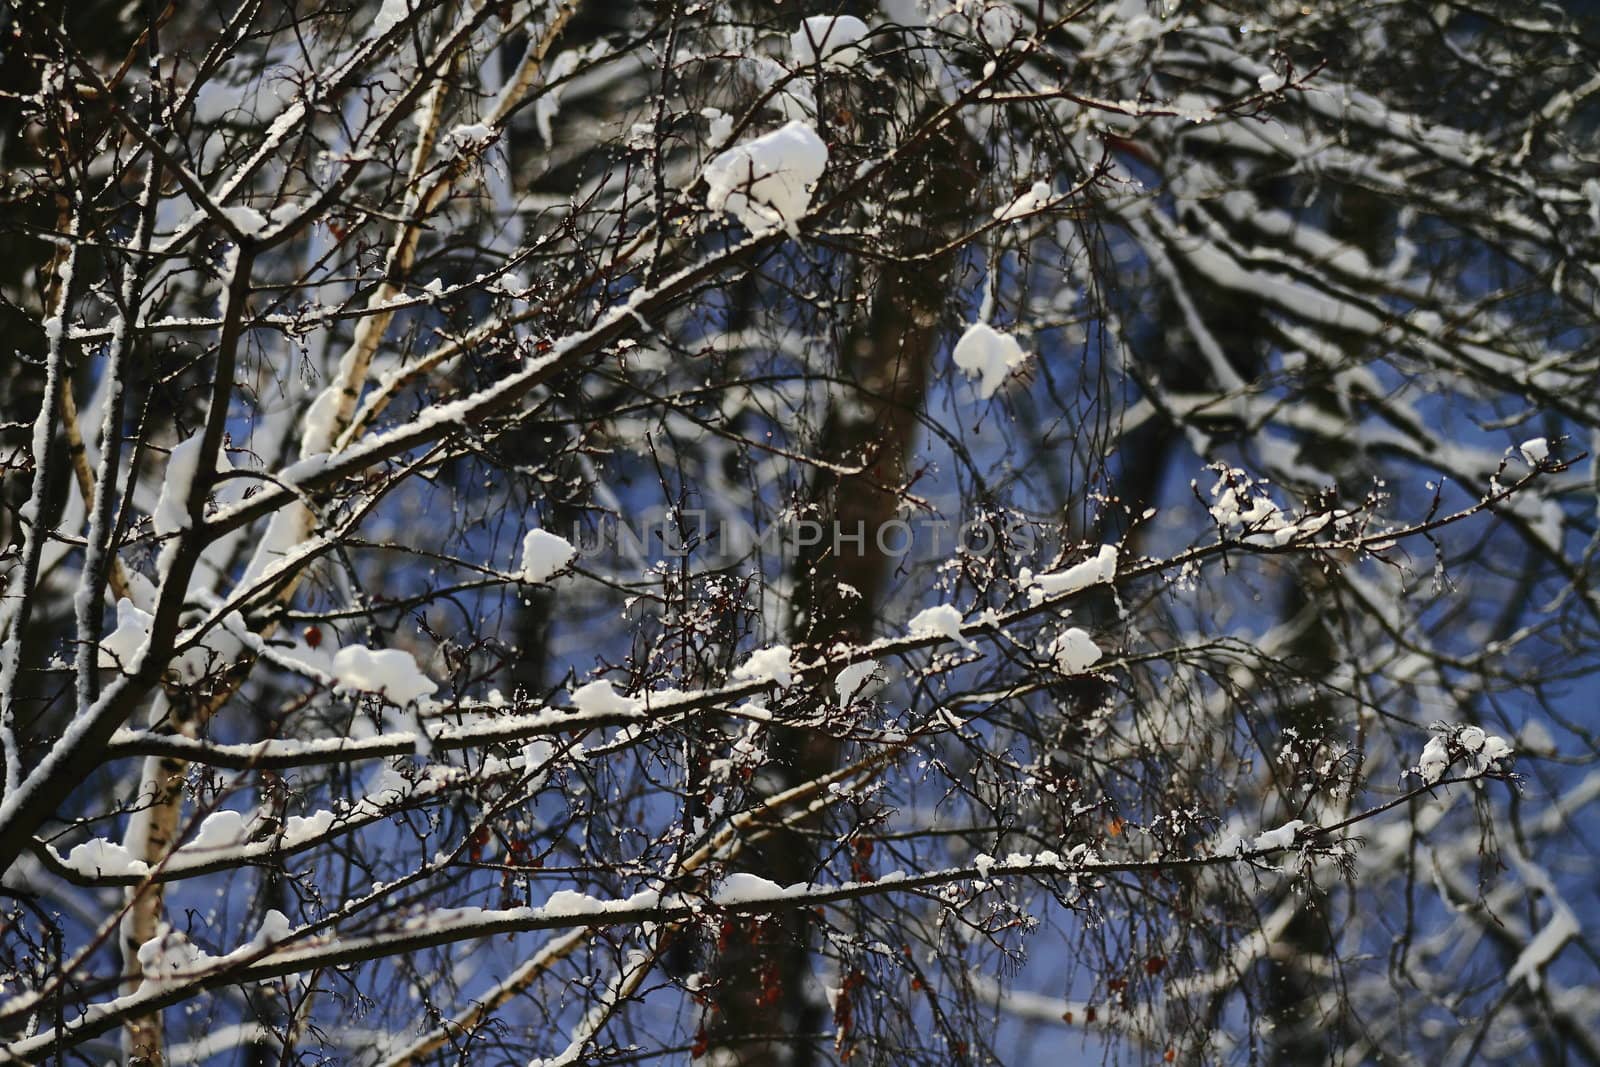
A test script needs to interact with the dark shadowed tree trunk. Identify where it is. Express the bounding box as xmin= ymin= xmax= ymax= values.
xmin=707 ymin=116 xmax=980 ymax=1064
